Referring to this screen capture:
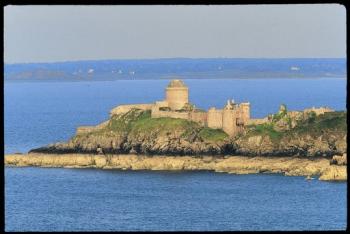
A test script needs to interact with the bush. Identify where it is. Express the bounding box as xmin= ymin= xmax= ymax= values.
xmin=198 ymin=128 xmax=228 ymax=142
xmin=249 ymin=123 xmax=283 ymax=142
